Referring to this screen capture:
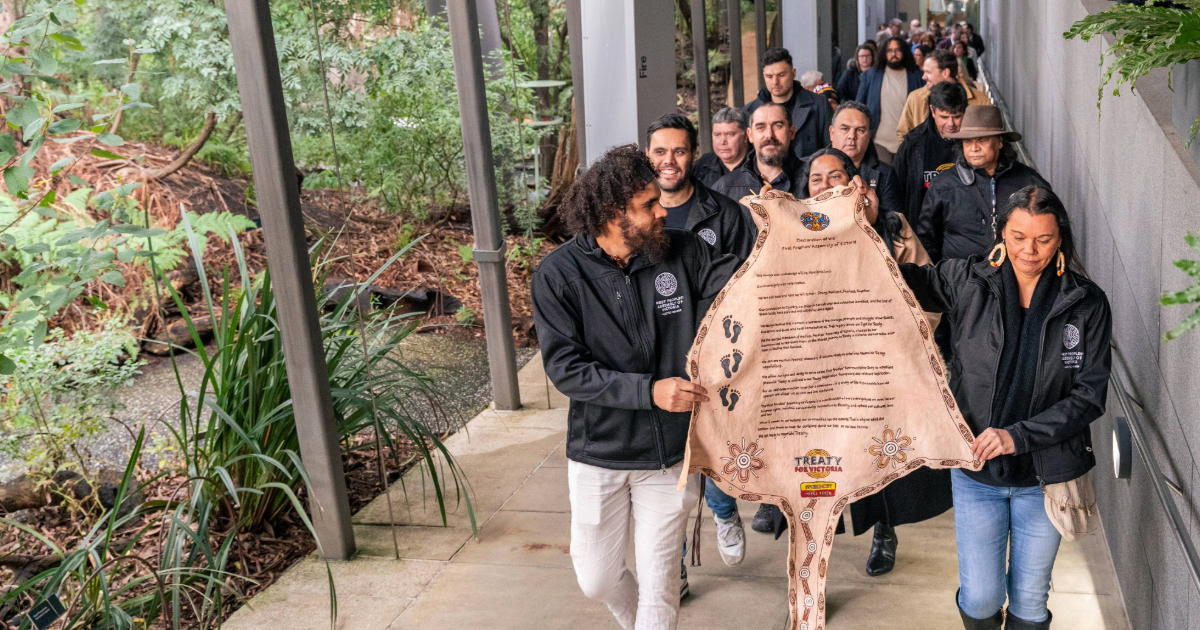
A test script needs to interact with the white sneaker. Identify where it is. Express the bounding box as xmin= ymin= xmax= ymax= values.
xmin=713 ymin=512 xmax=746 ymax=567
